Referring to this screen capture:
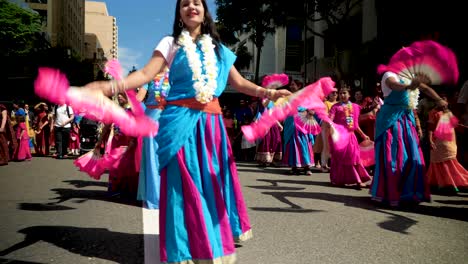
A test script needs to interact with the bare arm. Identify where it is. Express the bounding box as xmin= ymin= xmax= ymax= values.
xmin=419 ymin=83 xmax=447 ymax=108
xmin=0 ymin=110 xmax=7 ymax=132
xmin=86 ymin=51 xmax=167 ymax=96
